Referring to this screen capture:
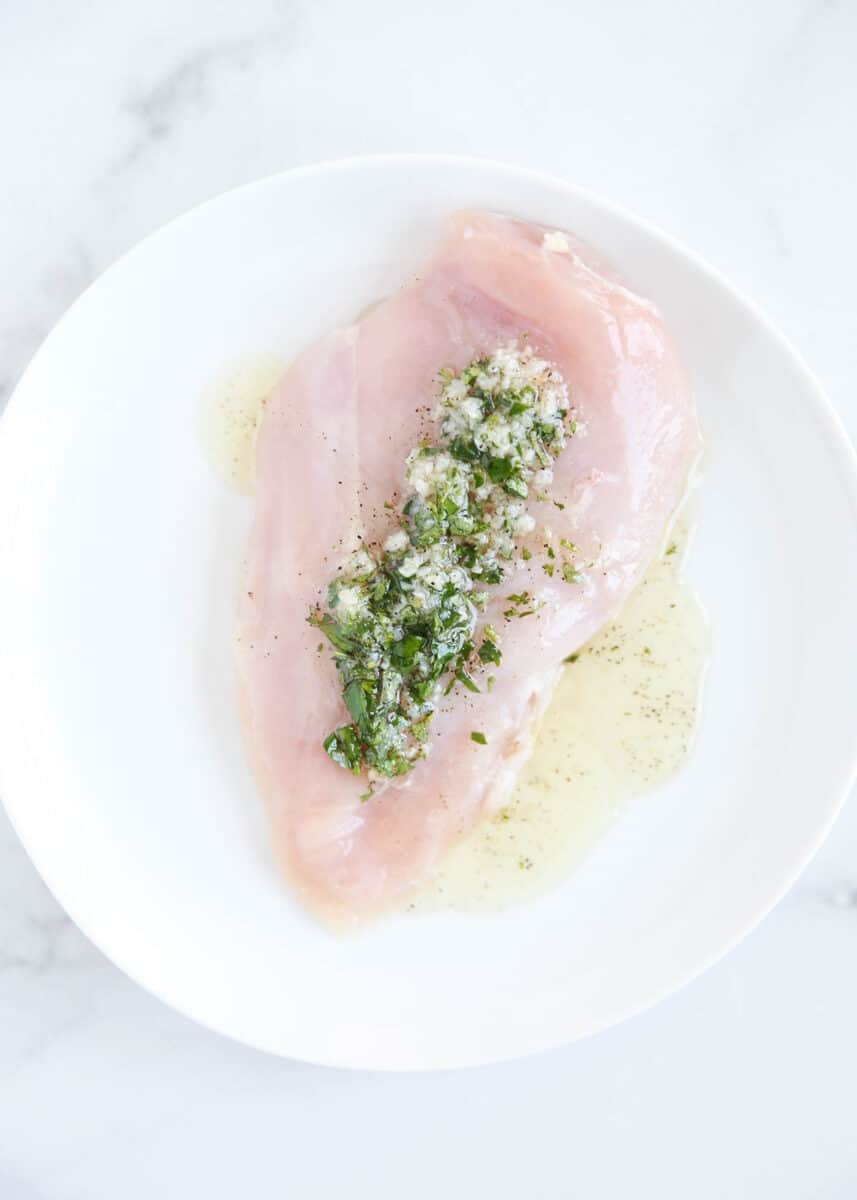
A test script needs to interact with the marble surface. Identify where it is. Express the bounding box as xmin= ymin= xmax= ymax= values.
xmin=1 ymin=0 xmax=856 ymax=1195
